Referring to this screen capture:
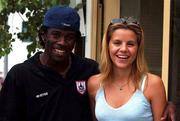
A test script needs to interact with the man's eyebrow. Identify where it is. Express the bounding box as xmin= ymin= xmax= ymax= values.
xmin=51 ymin=30 xmax=61 ymax=33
